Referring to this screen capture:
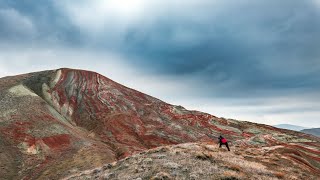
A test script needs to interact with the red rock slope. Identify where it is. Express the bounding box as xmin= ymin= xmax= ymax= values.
xmin=0 ymin=68 xmax=319 ymax=179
